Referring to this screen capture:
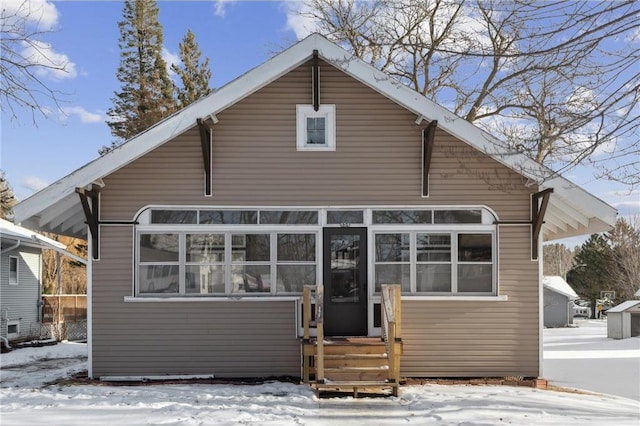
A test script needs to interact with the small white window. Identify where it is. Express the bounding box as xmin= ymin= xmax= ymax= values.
xmin=9 ymin=256 xmax=18 ymax=285
xmin=296 ymin=104 xmax=336 ymax=151
xmin=7 ymin=321 xmax=19 ymax=338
